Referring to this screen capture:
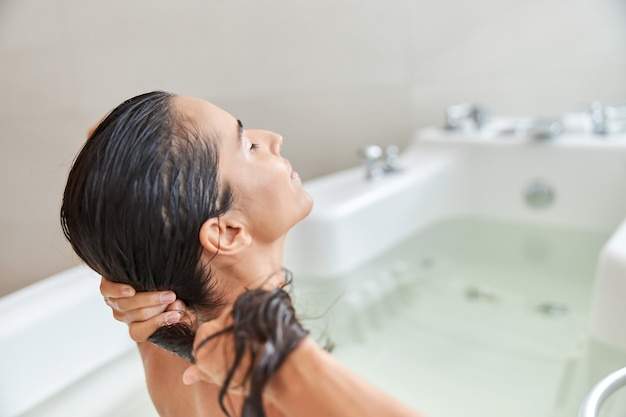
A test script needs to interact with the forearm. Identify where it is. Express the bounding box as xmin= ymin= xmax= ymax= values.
xmin=267 ymin=338 xmax=424 ymax=417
